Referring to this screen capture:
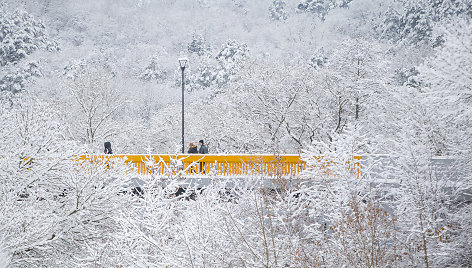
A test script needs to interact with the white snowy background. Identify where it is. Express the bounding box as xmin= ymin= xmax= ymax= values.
xmin=0 ymin=0 xmax=471 ymax=267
